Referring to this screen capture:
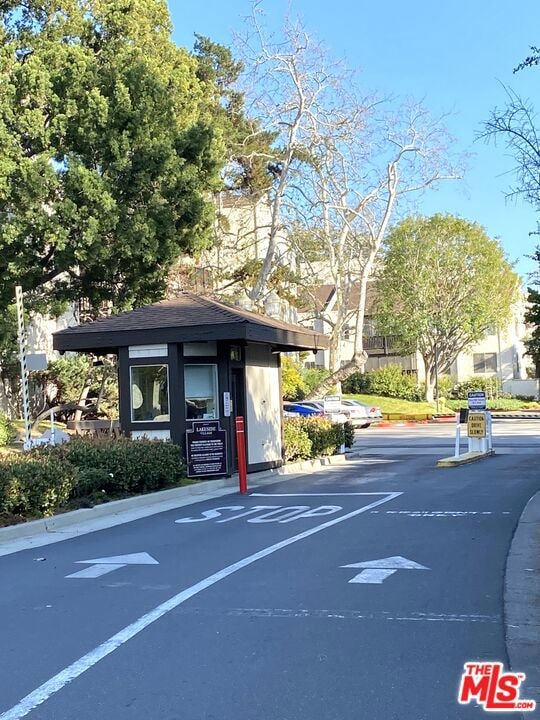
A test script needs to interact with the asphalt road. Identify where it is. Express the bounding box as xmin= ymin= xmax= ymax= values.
xmin=1 ymin=420 xmax=539 ymax=720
